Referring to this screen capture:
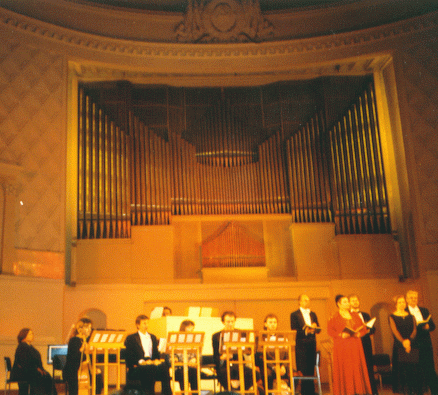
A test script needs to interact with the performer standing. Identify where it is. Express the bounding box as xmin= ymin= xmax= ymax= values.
xmin=328 ymin=295 xmax=371 ymax=395
xmin=349 ymin=294 xmax=378 ymax=395
xmin=64 ymin=318 xmax=99 ymax=395
xmin=406 ymin=290 xmax=438 ymax=395
xmin=290 ymin=294 xmax=320 ymax=395
xmin=124 ymin=315 xmax=172 ymax=395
